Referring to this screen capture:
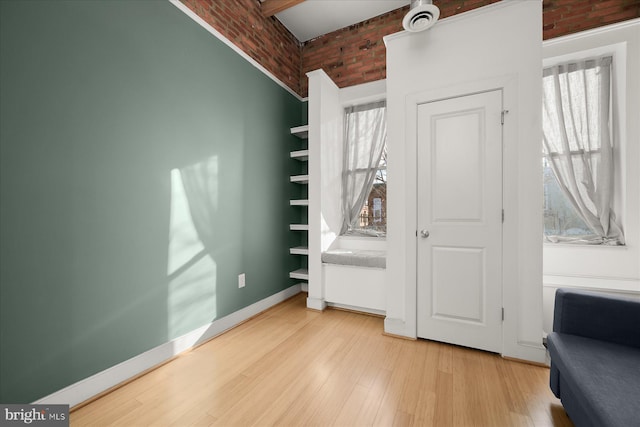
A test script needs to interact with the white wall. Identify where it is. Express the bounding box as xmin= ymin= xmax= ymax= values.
xmin=384 ymin=1 xmax=545 ymax=362
xmin=306 ymin=72 xmax=388 ymax=310
xmin=542 ymin=19 xmax=640 ymax=333
xmin=307 ymin=70 xmax=341 ymax=311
